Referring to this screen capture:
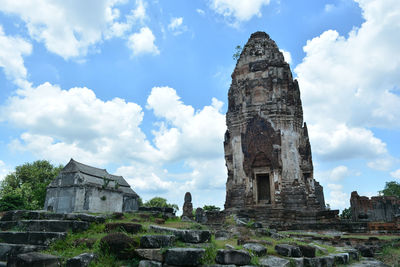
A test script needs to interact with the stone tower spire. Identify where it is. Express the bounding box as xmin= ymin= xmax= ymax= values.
xmin=224 ymin=32 xmax=325 ymax=212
